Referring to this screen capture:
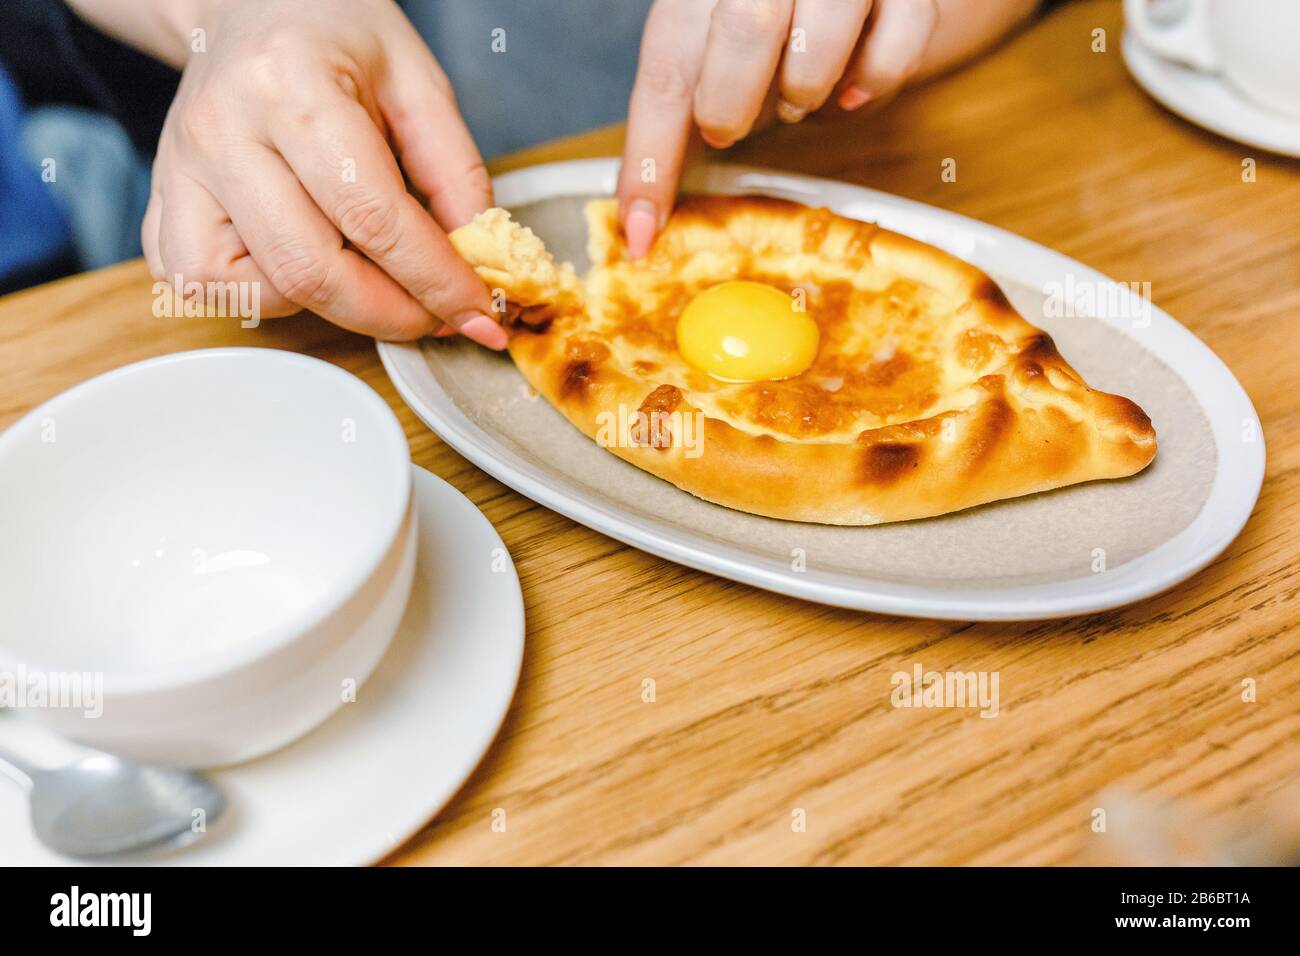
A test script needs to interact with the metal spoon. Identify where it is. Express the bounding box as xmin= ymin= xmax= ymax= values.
xmin=0 ymin=745 xmax=226 ymax=858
